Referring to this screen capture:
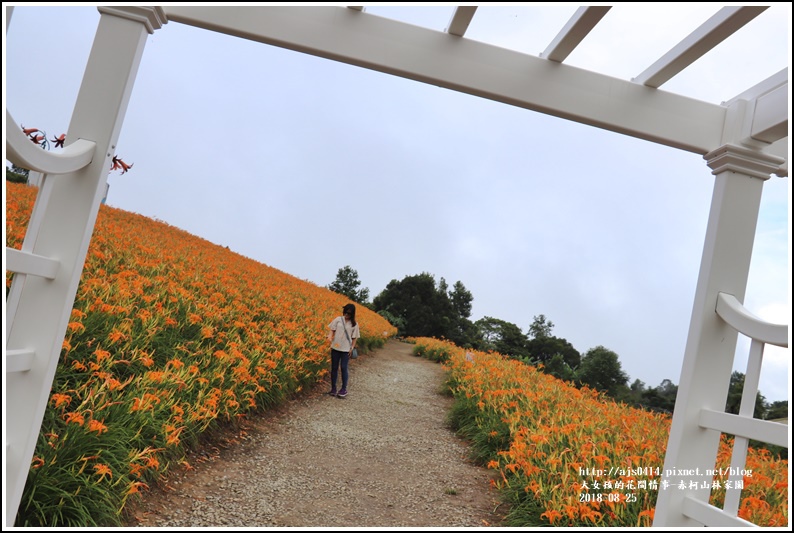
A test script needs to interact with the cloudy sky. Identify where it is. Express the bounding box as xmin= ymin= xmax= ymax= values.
xmin=4 ymin=4 xmax=791 ymax=403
